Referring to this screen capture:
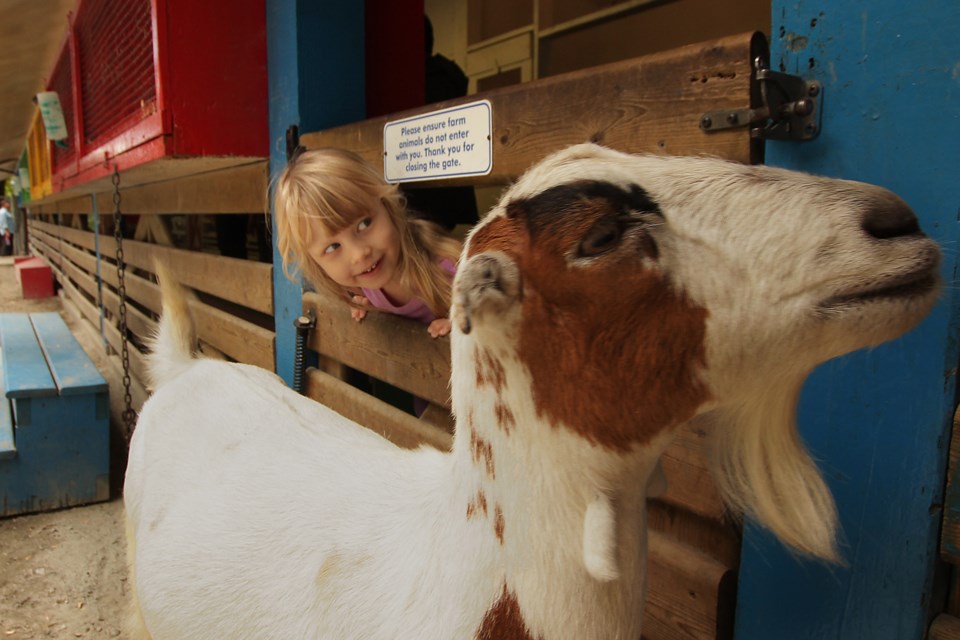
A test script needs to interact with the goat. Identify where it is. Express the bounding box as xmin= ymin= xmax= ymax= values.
xmin=124 ymin=143 xmax=940 ymax=639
